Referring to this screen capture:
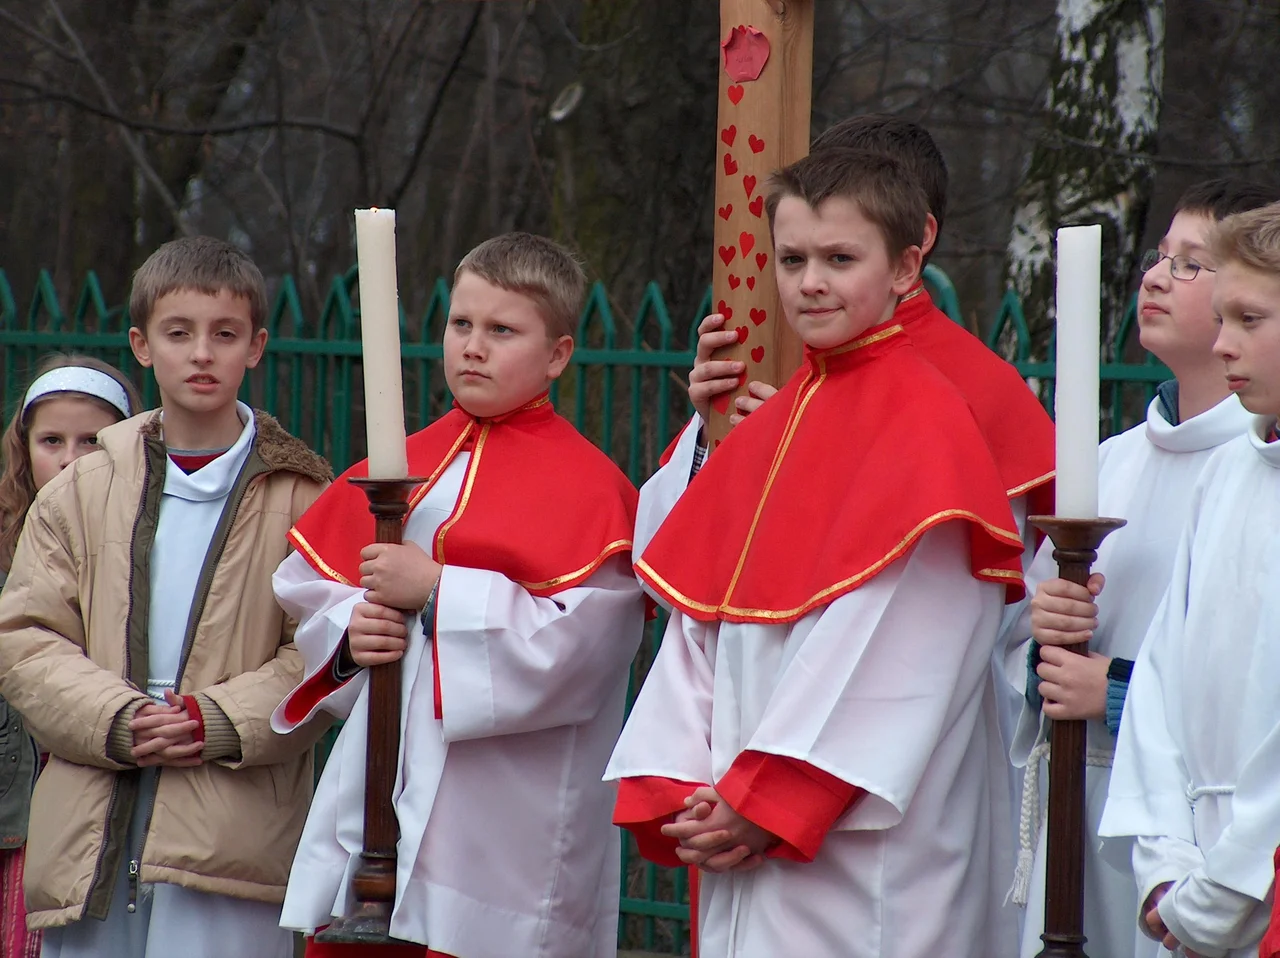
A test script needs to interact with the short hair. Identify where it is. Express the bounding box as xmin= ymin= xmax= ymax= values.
xmin=130 ymin=236 xmax=268 ymax=331
xmin=453 ymin=233 xmax=586 ymax=339
xmin=1208 ymin=201 xmax=1280 ymax=275
xmin=1174 ymin=178 xmax=1280 ymax=223
xmin=765 ymin=148 xmax=928 ymax=259
xmin=811 ymin=114 xmax=948 ymax=254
